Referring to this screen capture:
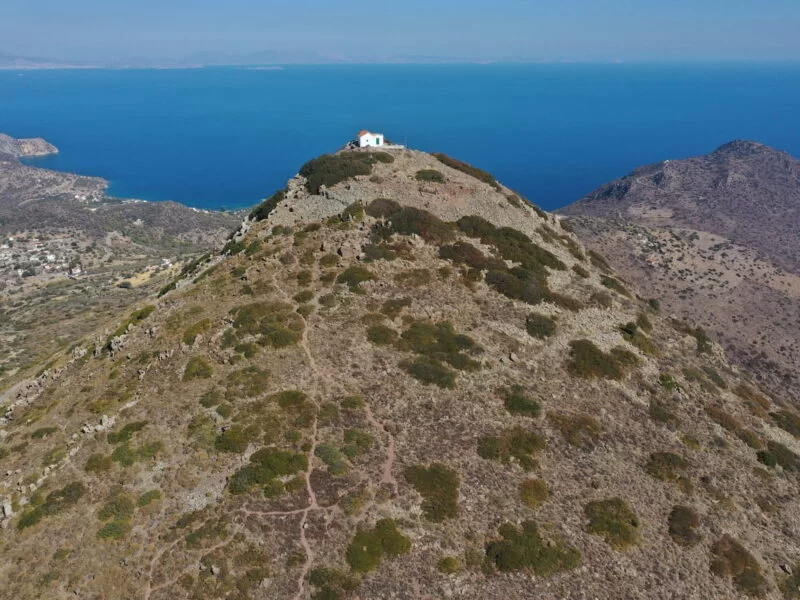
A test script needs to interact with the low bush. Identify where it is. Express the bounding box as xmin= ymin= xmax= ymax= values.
xmin=85 ymin=453 xmax=113 ymax=473
xmin=401 ymin=357 xmax=456 ymax=389
xmin=381 ymin=297 xmax=412 ymax=319
xmin=590 ymin=290 xmax=613 ymax=308
xmin=340 ymin=395 xmax=365 ymax=409
xmin=18 ymin=482 xmax=86 ymax=530
xmin=584 ymin=497 xmax=640 ymax=550
xmin=668 ymin=505 xmax=701 ymax=547
xmin=346 ymin=519 xmax=411 ymax=573
xmin=370 ymin=203 xmax=455 ymax=244
xmin=137 ymin=490 xmax=162 ymax=507
xmin=498 ymin=385 xmax=541 ymax=417
xmin=229 ymin=447 xmax=308 ymax=495
xmin=98 ymin=493 xmax=135 ymax=521
xmin=439 ymin=241 xmax=505 ymax=271
xmin=366 ymin=324 xmax=398 ymax=348
xmin=183 ymin=357 xmax=214 ymax=381
xmin=572 ymin=264 xmax=590 ymax=278
xmin=97 ymin=520 xmax=132 ymax=540
xmin=183 ymin=318 xmax=213 ymax=345
xmin=31 ymin=426 xmax=58 ymax=439
xmin=525 ymin=313 xmax=556 ymax=340
xmin=567 ymin=340 xmax=636 ymax=380
xmin=337 ymin=266 xmax=375 ymax=291
xmin=309 ymin=567 xmax=360 ymax=599
xmin=405 ymin=463 xmax=460 ymax=522
xmin=294 ymin=290 xmax=315 ymax=304
xmin=433 ymin=153 xmax=501 ymax=190
xmin=780 ymin=564 xmax=800 ymax=599
xmin=398 ymin=267 xmax=434 ymax=287
xmin=437 ymin=556 xmax=462 ymax=574
xmin=771 ymin=410 xmax=800 ymax=438
xmin=300 ymin=153 xmax=378 ymax=194
xmin=215 ymin=426 xmax=256 ymax=454
xmin=758 ymin=441 xmax=800 ymax=472
xmin=646 ymin=452 xmax=690 ymax=482
xmin=362 ymin=243 xmax=398 ymax=262
xmin=519 ymin=478 xmax=549 ymax=509
xmin=342 ymin=429 xmax=374 ymax=459
xmin=315 ymin=444 xmax=348 ymax=475
xmin=710 ymin=535 xmax=768 ymax=597
xmin=548 ymin=412 xmax=602 ymax=449
xmin=588 ymin=250 xmax=611 ymax=272
xmin=108 ymin=421 xmax=148 ymax=444
xmin=600 ymin=275 xmax=630 ymax=297
xmin=226 ymin=367 xmax=269 ymax=400
xmin=649 ymin=400 xmax=680 ymax=428
xmin=250 ymin=189 xmax=286 ymax=221
xmin=485 ymin=521 xmax=581 ymax=575
xmin=478 ymin=427 xmax=546 ymax=470
xmin=416 ymin=169 xmax=445 ymax=183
